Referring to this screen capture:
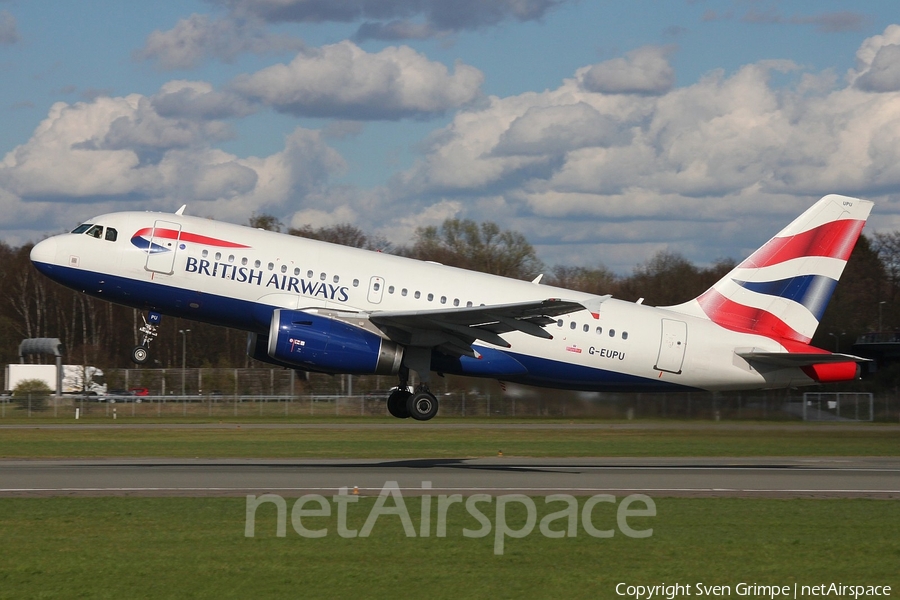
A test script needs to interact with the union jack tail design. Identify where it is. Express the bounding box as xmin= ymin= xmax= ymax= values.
xmin=673 ymin=194 xmax=873 ymax=344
